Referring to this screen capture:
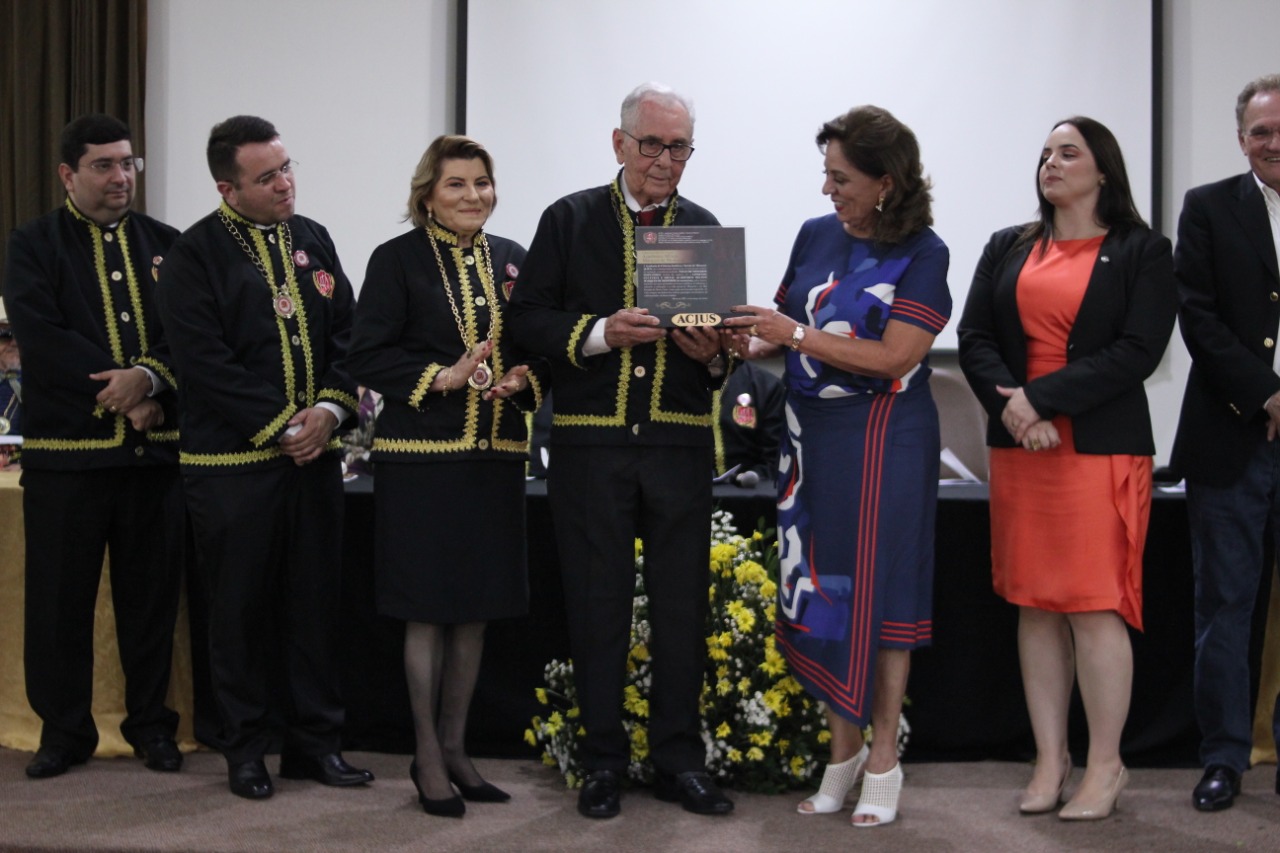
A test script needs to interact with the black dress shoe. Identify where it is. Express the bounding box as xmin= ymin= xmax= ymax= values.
xmin=1192 ymin=764 xmax=1241 ymax=812
xmin=411 ymin=761 xmax=464 ymax=817
xmin=448 ymin=769 xmax=511 ymax=802
xmin=134 ymin=737 xmax=183 ymax=772
xmin=228 ymin=759 xmax=274 ymax=799
xmin=25 ymin=747 xmax=88 ymax=779
xmin=578 ymin=770 xmax=621 ymax=818
xmin=278 ymin=752 xmax=374 ymax=787
xmin=654 ymin=770 xmax=734 ymax=815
